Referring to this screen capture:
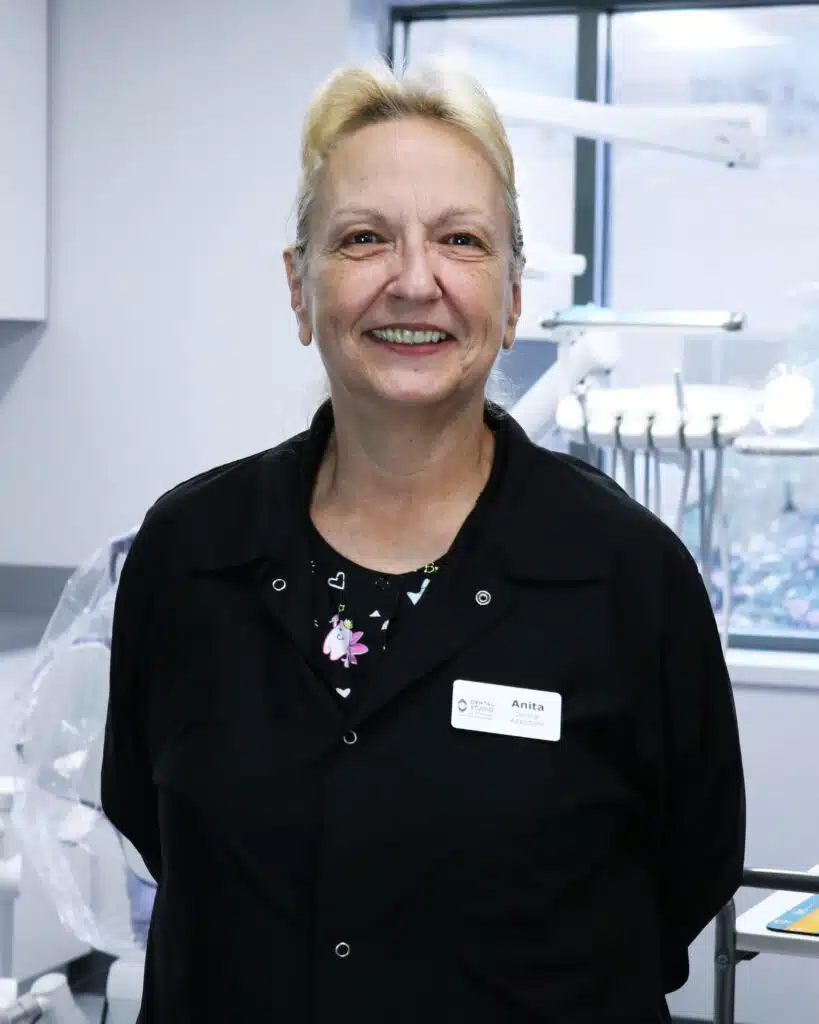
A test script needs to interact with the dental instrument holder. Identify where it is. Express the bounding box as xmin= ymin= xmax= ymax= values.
xmin=543 ymin=306 xmax=746 ymax=636
xmin=575 ymin=382 xmax=591 ymax=451
xmin=669 ymin=376 xmax=729 ymax=644
xmin=643 ymin=414 xmax=661 ymax=515
xmin=541 ymin=306 xmax=746 ymax=469
xmin=577 ymin=349 xmax=614 ymax=474
xmin=593 ymin=387 xmax=730 ymax=638
xmin=557 ymin=326 xmax=612 ymax=470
